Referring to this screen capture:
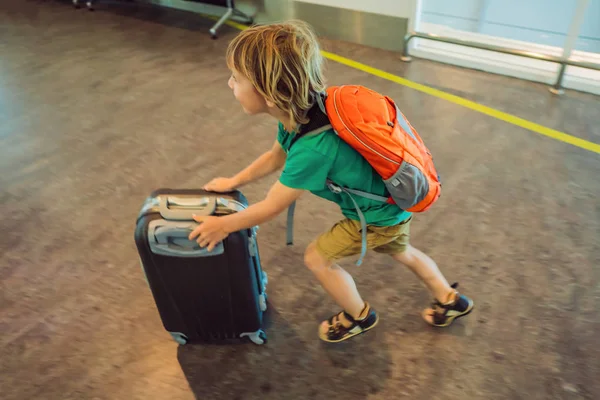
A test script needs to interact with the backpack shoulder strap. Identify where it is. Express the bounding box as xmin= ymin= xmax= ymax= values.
xmin=290 ymin=92 xmax=332 ymax=147
xmin=286 ymin=200 xmax=296 ymax=245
